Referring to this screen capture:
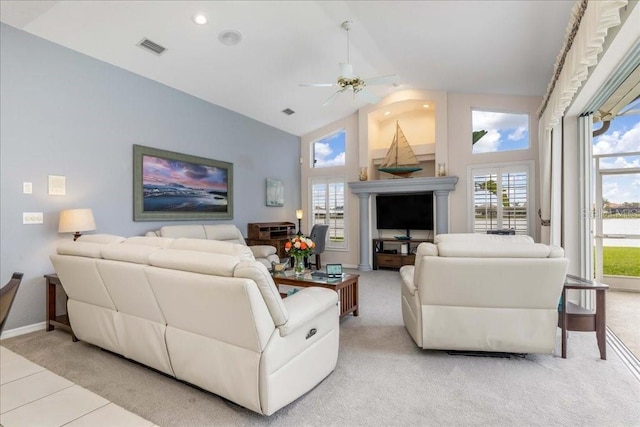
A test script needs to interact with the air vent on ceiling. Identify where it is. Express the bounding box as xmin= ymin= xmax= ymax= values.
xmin=137 ymin=38 xmax=167 ymax=55
xmin=282 ymin=108 xmax=295 ymax=116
